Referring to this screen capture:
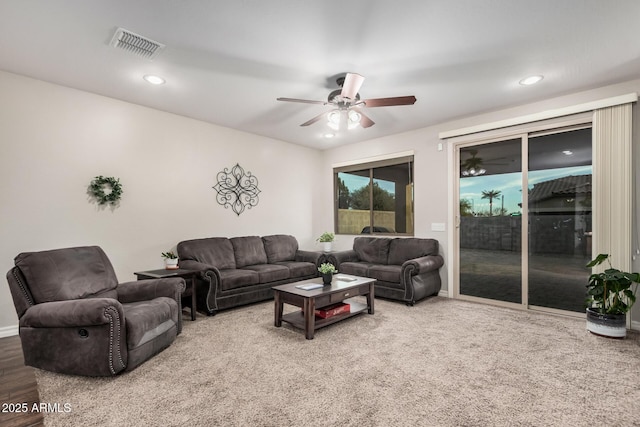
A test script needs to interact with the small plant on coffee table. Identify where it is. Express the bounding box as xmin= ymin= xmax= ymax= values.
xmin=318 ymin=262 xmax=338 ymax=285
